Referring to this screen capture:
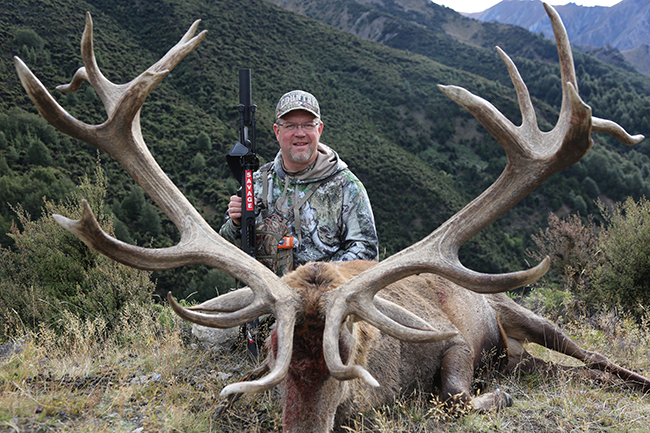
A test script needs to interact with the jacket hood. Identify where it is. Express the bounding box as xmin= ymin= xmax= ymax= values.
xmin=273 ymin=143 xmax=347 ymax=184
